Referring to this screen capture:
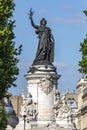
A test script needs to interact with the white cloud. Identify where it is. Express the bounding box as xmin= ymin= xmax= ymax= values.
xmin=51 ymin=15 xmax=85 ymax=24
xmin=37 ymin=8 xmax=47 ymax=14
xmin=67 ymin=71 xmax=81 ymax=77
xmin=53 ymin=61 xmax=67 ymax=69
xmin=58 ymin=4 xmax=73 ymax=10
xmin=18 ymin=62 xmax=31 ymax=71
